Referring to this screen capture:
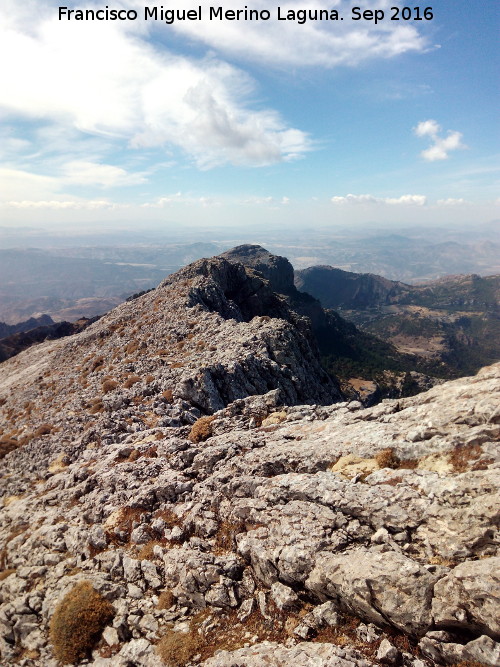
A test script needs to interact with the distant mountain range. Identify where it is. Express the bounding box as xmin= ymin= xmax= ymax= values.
xmin=1 ymin=226 xmax=499 ymax=323
xmin=0 ymin=315 xmax=97 ymax=363
xmin=296 ymin=266 xmax=500 ymax=376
